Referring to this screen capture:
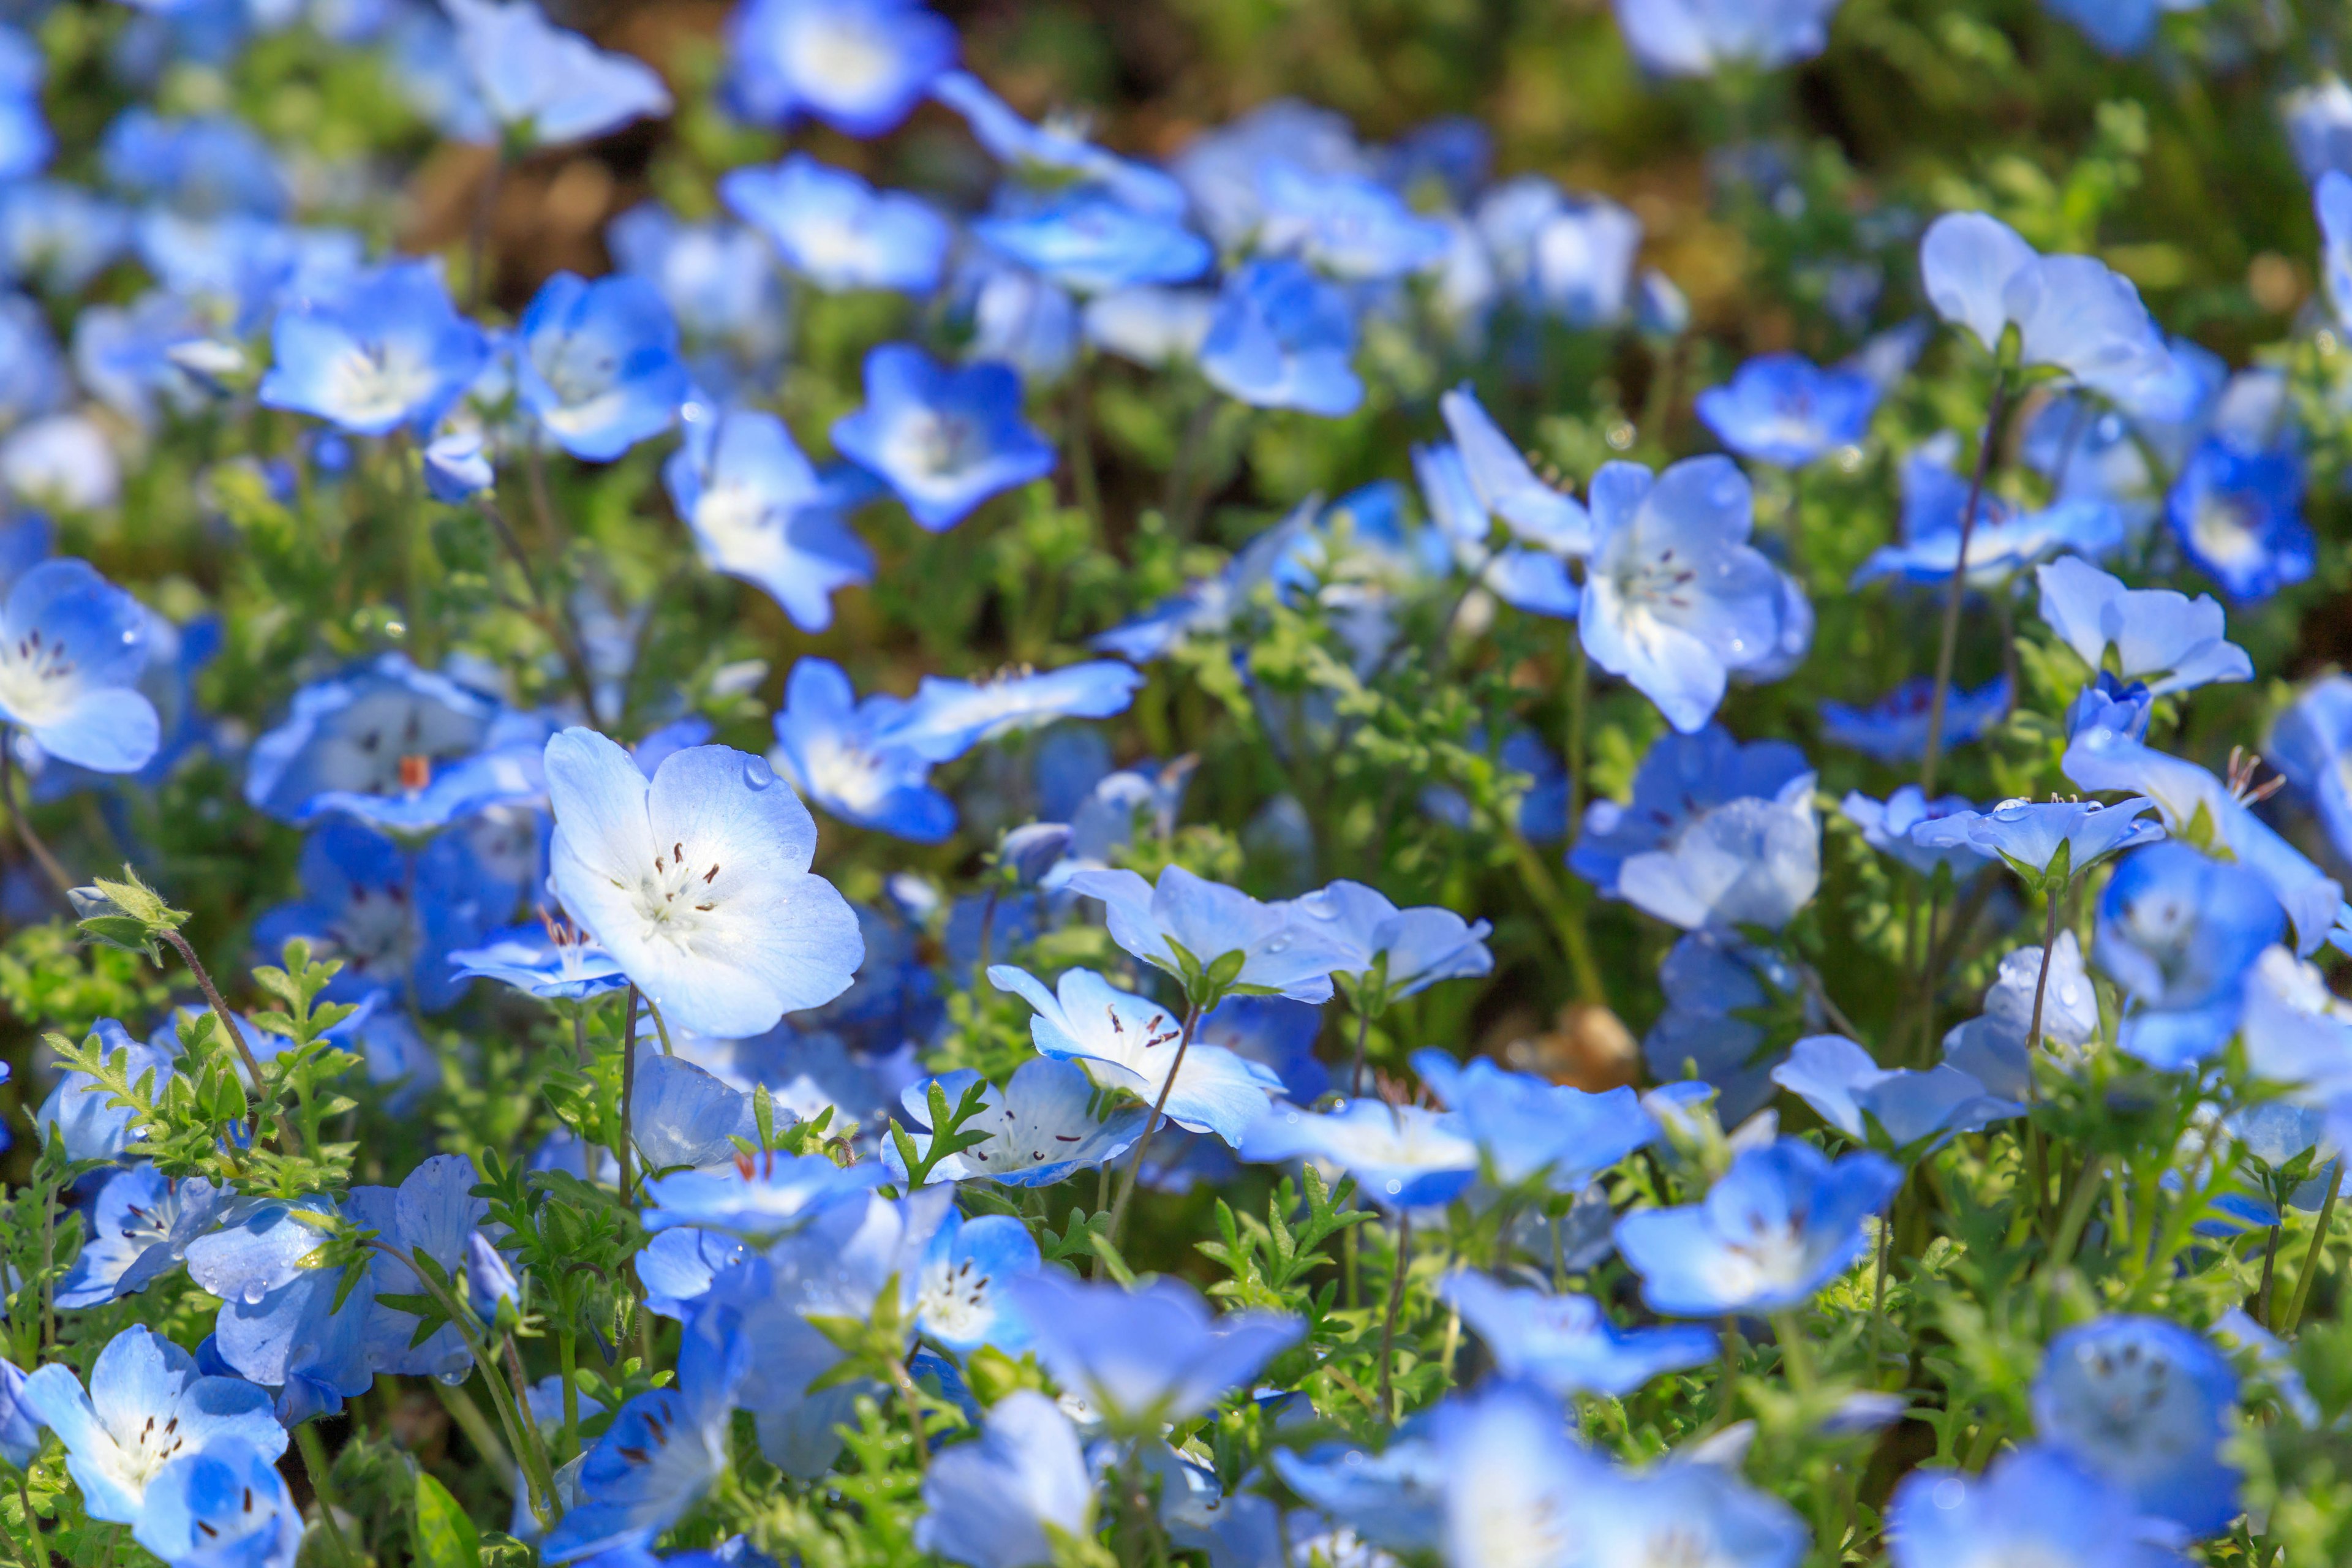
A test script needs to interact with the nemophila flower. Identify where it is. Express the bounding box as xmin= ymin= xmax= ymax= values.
xmin=2267 ymin=675 xmax=2352 ymax=867
xmin=952 ymin=255 xmax=1080 ymax=383
xmin=913 ymin=1390 xmax=1090 ymax=1568
xmin=2033 ymin=1315 xmax=2243 ymax=1537
xmin=987 ymin=965 xmax=1285 ymax=1144
xmin=546 ymin=728 xmax=864 ymax=1038
xmin=2042 ymin=0 xmax=2209 ymax=56
xmin=1771 ymin=1035 xmax=2020 ymax=1148
xmin=2 ymin=412 xmax=117 ymax=513
xmin=1940 ymin=932 xmax=2101 ymax=1099
xmin=636 ymin=1229 xmax=746 ymax=1319
xmin=1559 ymin=1453 xmax=1811 ymax=1568
xmin=0 ymin=294 xmax=65 ymax=433
xmin=514 ymin=272 xmax=690 ymax=462
xmin=0 ymin=181 xmax=132 ymax=295
xmin=337 ymin=1153 xmax=486 ymax=1382
xmin=0 ymin=558 xmax=157 ymax=773
xmin=1439 ymin=1272 xmax=1716 ymax=1397
xmin=632 ymin=1054 xmax=758 ymax=1173
xmin=1410 ymin=1050 xmax=1655 ymax=1190
xmin=1610 ymin=0 xmax=1844 ymax=77
xmin=1434 ymin=385 xmax=1593 ymax=556
xmin=607 ymin=204 xmax=787 ymax=379
xmin=1613 ymin=769 xmax=1820 ymax=934
xmin=1841 ymin=788 xmax=1989 ymax=880
xmin=725 ymin=0 xmax=956 ymax=137
xmin=971 ymin=195 xmax=1212 ymax=296
xmin=2094 ymin=843 xmax=2285 ymax=1070
xmin=1198 ymin=258 xmax=1363 ymax=418
xmin=34 ymin=1018 xmax=176 ymax=1159
xmin=914 ymin=1209 xmax=1042 ymax=1353
xmin=1820 ymin=674 xmax=2010 ymax=765
xmin=1695 ymin=353 xmax=1880 ymax=469
xmin=0 ymin=1361 xmax=34 ymax=1469
xmin=20 ymin=1326 xmax=286 ymax=1525
xmin=1577 ymin=457 xmax=1786 ymax=733
xmin=1910 ymin=795 xmax=2163 ymax=888
xmin=99 ymin=109 xmax=285 ymax=219
xmin=1091 ymin=502 xmax=1317 ymax=662
xmin=663 ymin=407 xmax=874 ymax=635
xmin=542 ymin=1308 xmax=748 ymax=1562
xmin=1920 ymin=213 xmax=2173 ymax=403
xmin=1615 ymin=1139 xmax=1900 ymax=1316
xmin=1436 ymin=1381 xmax=1588 ymax=1568
xmin=1572 ymin=723 xmax=1809 ymax=891
xmin=1082 ymin=285 xmax=1216 ymax=366
xmin=2066 ymin=671 xmax=2155 ymax=742
xmin=2036 ymin=557 xmax=2252 ymax=695
xmin=448 ymin=913 xmax=628 ymax=1001
xmin=132 ymin=1439 xmax=304 ymax=1568
xmin=641 ymin=1152 xmax=886 ymax=1240
xmin=2164 ymin=437 xmax=2312 ymax=603
xmin=444 ymin=0 xmax=671 ymax=148
xmin=2064 ymin=725 xmax=2341 ymax=953
xmin=257 ymin=260 xmax=488 ymax=437
xmin=253 ymin=820 xmax=513 ymax=1012
xmin=2235 ymin=945 xmax=2352 ymax=1098
xmin=464 ymin=1232 xmax=520 ymax=1321
xmin=1237 ymin=1099 xmax=1480 ymax=1210
xmin=1284 ymin=881 xmax=1493 ymax=1008
xmin=1887 ymin=1445 xmax=2182 ymax=1568
xmin=932 ymin=70 xmax=1188 ymax=221
xmin=767 ymin=657 xmax=954 ymax=841
xmin=884 ymin=1060 xmax=1144 ymax=1185
xmin=1272 ymin=1436 xmax=1445 ymax=1553
xmin=1005 ymin=1271 xmax=1301 ymax=1431
xmin=878 ymin=664 xmax=1142 ymax=763
xmin=1064 ymin=864 xmax=1359 ymax=1004
xmin=57 ymin=1168 xmax=236 ymax=1309
xmin=831 ymin=344 xmax=1055 ymax=531
xmin=1253 ymin=161 xmax=1452 ymax=282
xmin=720 ymin=156 xmax=951 ymax=295
xmin=1854 ymin=491 xmax=2125 ymax=587
xmin=1473 ymin=175 xmax=1644 ymax=326
xmin=0 ymin=30 xmax=47 ymax=184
